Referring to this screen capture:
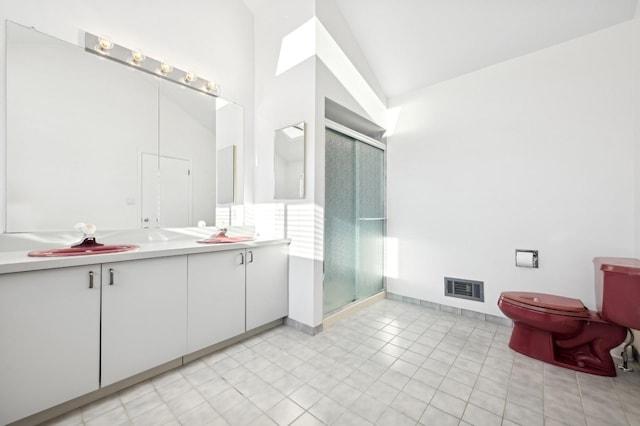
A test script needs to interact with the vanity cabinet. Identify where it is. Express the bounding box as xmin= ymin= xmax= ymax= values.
xmin=0 ymin=265 xmax=101 ymax=425
xmin=0 ymin=240 xmax=288 ymax=424
xmin=101 ymin=256 xmax=187 ymax=386
xmin=245 ymin=244 xmax=289 ymax=330
xmin=188 ymin=250 xmax=246 ymax=353
xmin=187 ymin=243 xmax=289 ymax=352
